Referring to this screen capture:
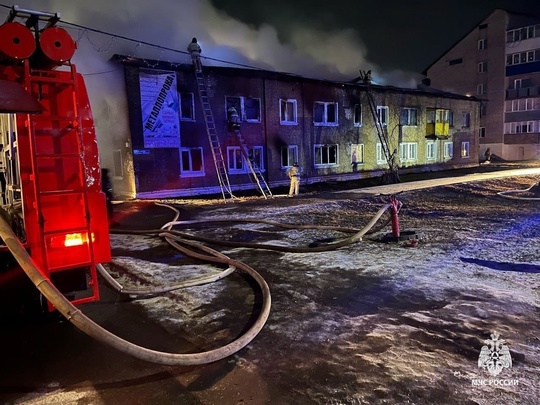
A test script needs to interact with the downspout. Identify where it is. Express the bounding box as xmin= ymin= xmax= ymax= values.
xmin=262 ymin=77 xmax=269 ymax=185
